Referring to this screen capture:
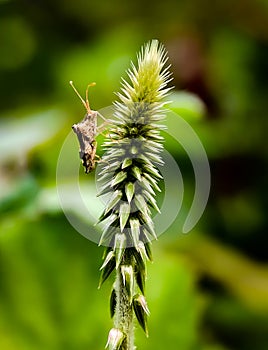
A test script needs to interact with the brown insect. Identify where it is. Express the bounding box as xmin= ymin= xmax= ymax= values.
xmin=70 ymin=80 xmax=99 ymax=173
